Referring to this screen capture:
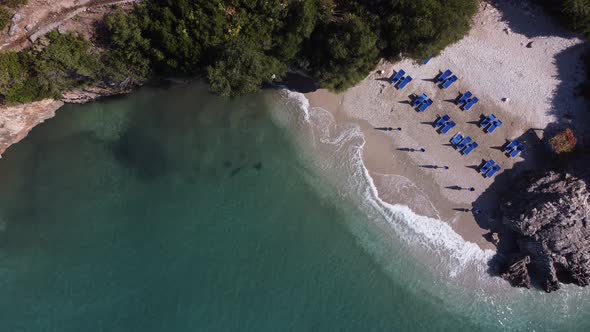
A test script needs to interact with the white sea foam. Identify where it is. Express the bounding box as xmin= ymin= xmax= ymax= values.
xmin=276 ymin=89 xmax=494 ymax=281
